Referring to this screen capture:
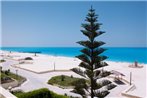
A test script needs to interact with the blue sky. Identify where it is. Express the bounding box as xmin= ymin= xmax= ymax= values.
xmin=1 ymin=1 xmax=146 ymax=47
